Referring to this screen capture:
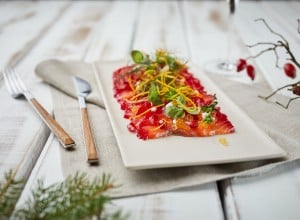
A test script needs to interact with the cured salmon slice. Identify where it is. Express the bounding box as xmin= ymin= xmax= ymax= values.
xmin=113 ymin=50 xmax=234 ymax=140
